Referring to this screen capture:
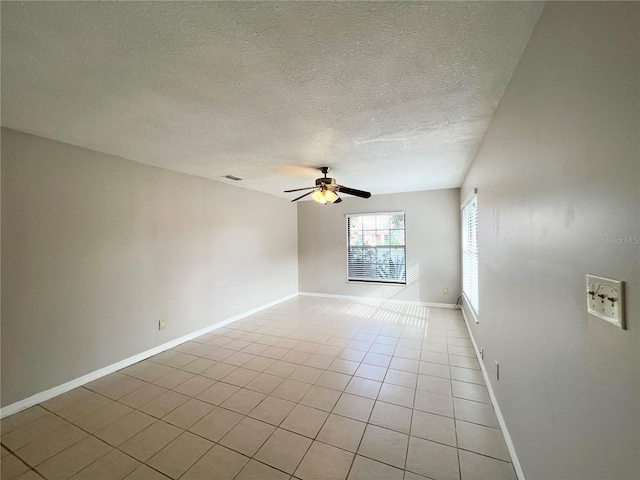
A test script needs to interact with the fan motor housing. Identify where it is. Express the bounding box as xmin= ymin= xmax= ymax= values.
xmin=316 ymin=177 xmax=336 ymax=187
